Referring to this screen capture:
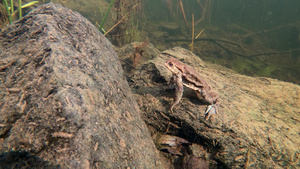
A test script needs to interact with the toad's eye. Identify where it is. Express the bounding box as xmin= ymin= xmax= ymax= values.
xmin=168 ymin=62 xmax=173 ymax=67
